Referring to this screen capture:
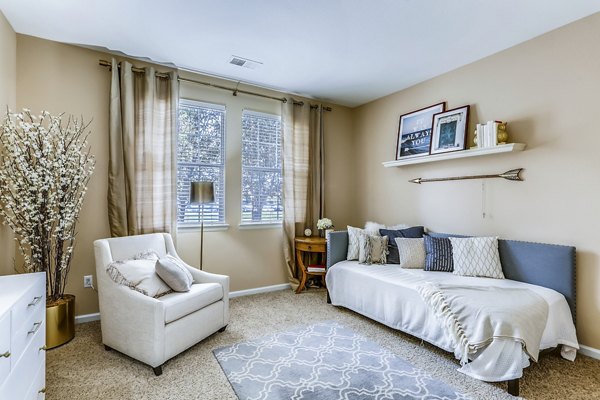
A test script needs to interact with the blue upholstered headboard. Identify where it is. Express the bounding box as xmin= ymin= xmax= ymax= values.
xmin=326 ymin=231 xmax=576 ymax=322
